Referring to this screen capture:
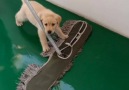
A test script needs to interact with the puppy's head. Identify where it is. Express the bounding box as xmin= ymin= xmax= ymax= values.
xmin=41 ymin=14 xmax=61 ymax=34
